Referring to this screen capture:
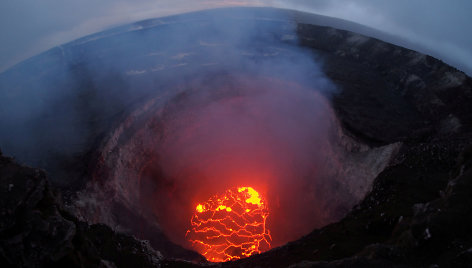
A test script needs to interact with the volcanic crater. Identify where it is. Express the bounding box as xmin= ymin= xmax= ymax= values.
xmin=75 ymin=73 xmax=400 ymax=261
xmin=1 ymin=7 xmax=472 ymax=268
